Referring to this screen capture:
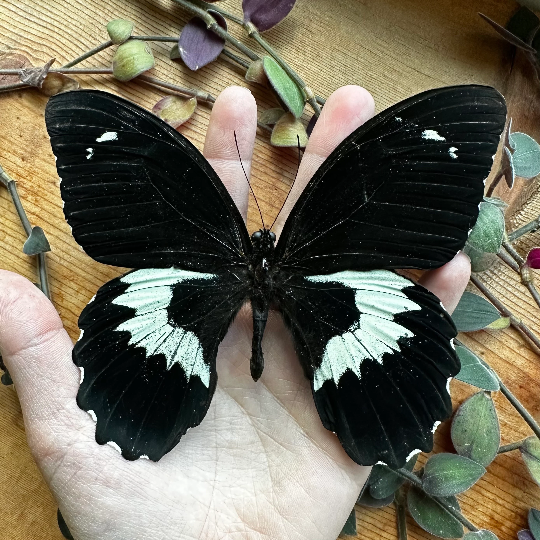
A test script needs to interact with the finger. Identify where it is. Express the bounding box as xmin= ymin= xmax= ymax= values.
xmin=0 ymin=270 xmax=87 ymax=459
xmin=274 ymin=85 xmax=375 ymax=234
xmin=203 ymin=86 xmax=257 ymax=222
xmin=418 ymin=252 xmax=471 ymax=314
